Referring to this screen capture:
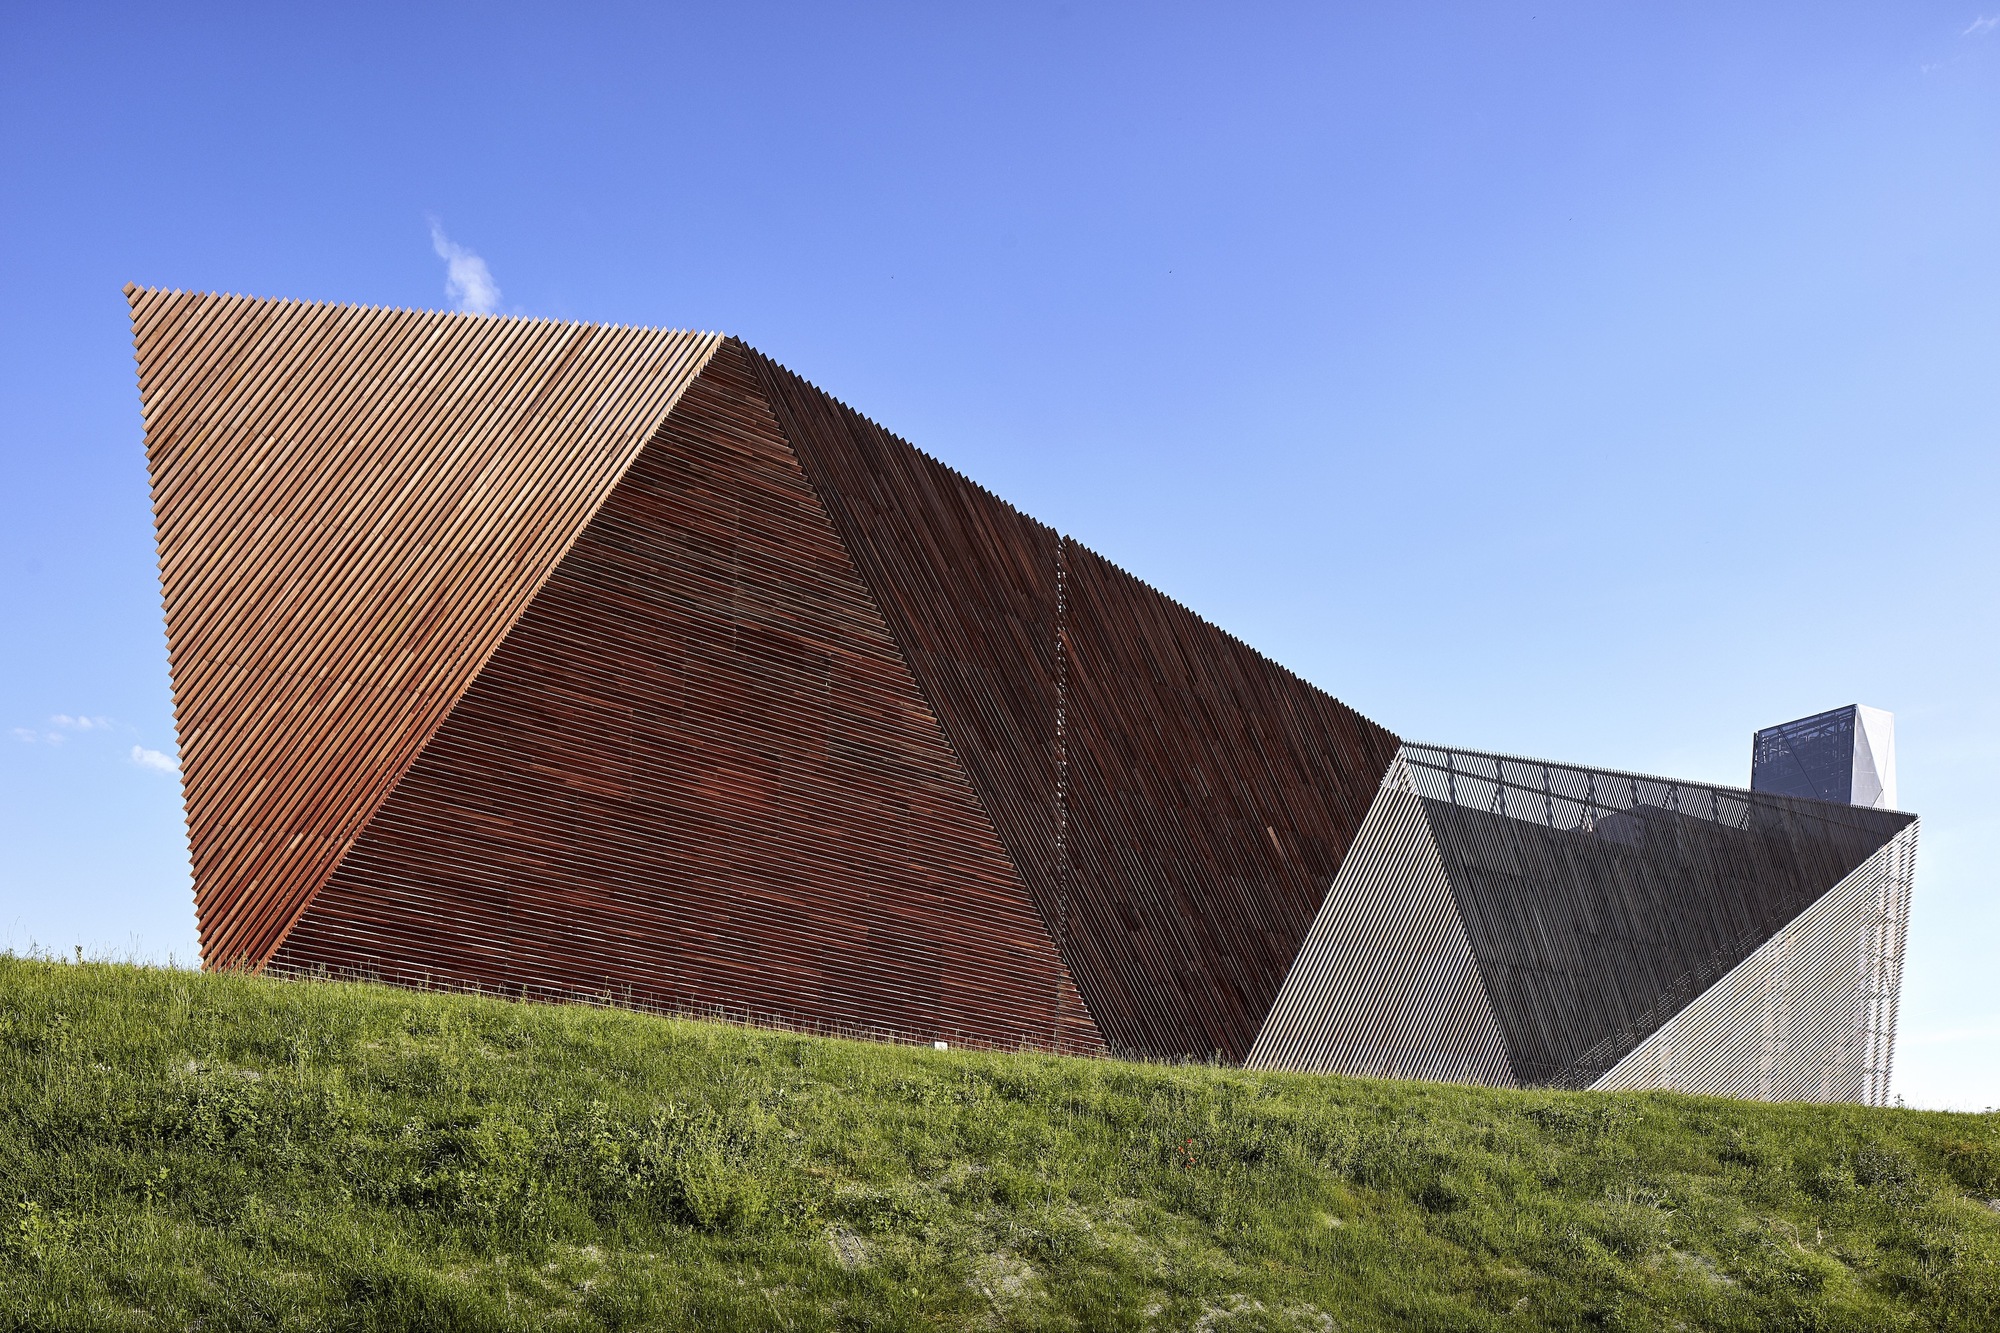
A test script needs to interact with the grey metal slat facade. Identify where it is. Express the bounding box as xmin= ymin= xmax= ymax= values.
xmin=1591 ymin=821 xmax=1916 ymax=1103
xmin=1246 ymin=755 xmax=1513 ymax=1085
xmin=1249 ymin=743 xmax=1916 ymax=1103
